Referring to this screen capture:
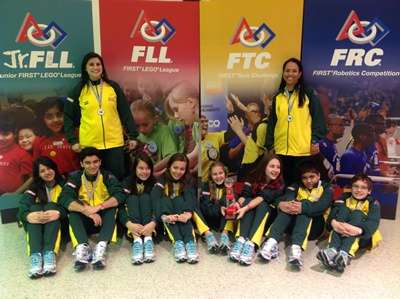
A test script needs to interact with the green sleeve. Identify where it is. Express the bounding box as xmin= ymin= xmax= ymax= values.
xmin=266 ymin=96 xmax=277 ymax=151
xmin=301 ymin=182 xmax=332 ymax=217
xmin=256 ymin=187 xmax=284 ymax=207
xmin=64 ymin=85 xmax=83 ymax=145
xmin=307 ymin=89 xmax=327 ymax=143
xmin=118 ymin=203 xmax=129 ymax=226
xmin=58 ymin=173 xmax=81 ymax=209
xmin=325 ymin=193 xmax=349 ymax=230
xmin=183 ymin=187 xmax=196 ymax=212
xmin=103 ymin=171 xmax=126 ymax=204
xmin=358 ymin=199 xmax=381 ymax=239
xmin=18 ymin=190 xmax=36 ymax=223
xmin=110 ymin=81 xmax=138 ymax=140
xmin=159 ymin=125 xmax=178 ymax=159
xmin=240 ymin=182 xmax=253 ymax=198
